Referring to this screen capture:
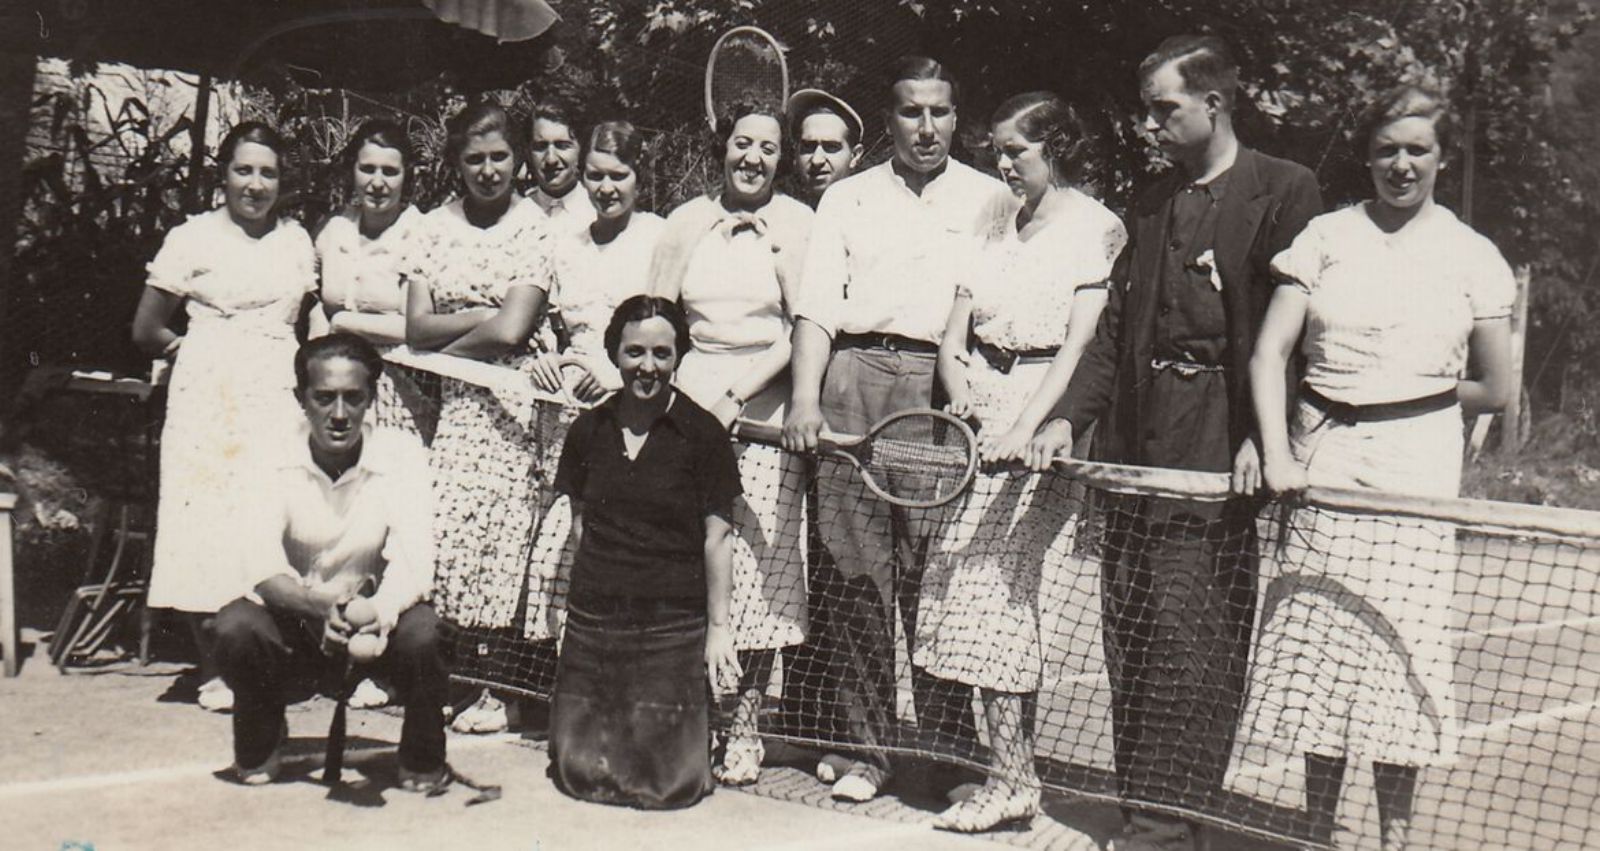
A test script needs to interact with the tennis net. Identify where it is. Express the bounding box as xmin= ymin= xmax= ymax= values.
xmin=382 ymin=349 xmax=1600 ymax=850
